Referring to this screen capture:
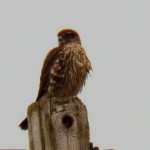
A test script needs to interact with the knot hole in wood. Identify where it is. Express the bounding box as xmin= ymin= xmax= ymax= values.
xmin=62 ymin=114 xmax=74 ymax=129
